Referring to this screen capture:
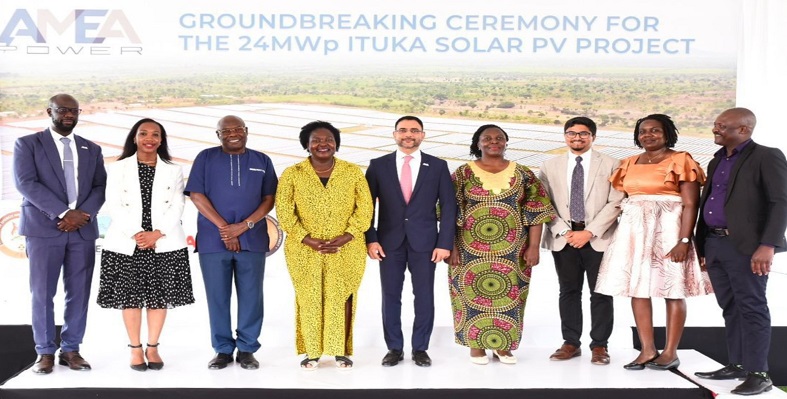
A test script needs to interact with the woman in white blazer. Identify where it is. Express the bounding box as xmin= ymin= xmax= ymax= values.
xmin=97 ymin=118 xmax=194 ymax=371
